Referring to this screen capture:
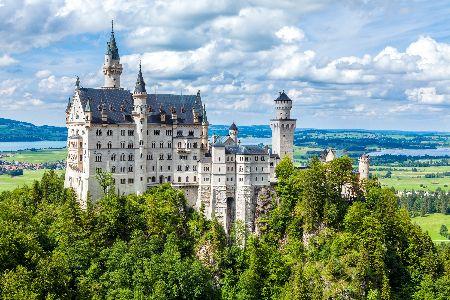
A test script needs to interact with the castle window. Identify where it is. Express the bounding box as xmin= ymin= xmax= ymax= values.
xmin=186 ymin=176 xmax=189 ymax=182
xmin=107 ymin=141 xmax=112 ymax=149
xmin=193 ymin=142 xmax=198 ymax=148
xmin=185 ymin=166 xmax=189 ymax=171
xmin=152 ymin=142 xmax=156 ymax=148
xmin=154 ymin=130 xmax=160 ymax=135
xmin=167 ymin=176 xmax=171 ymax=182
xmin=128 ymin=178 xmax=134 ymax=184
xmin=147 ymin=154 xmax=152 ymax=160
xmin=96 ymin=129 xmax=102 ymax=136
xmin=177 ymin=165 xmax=182 ymax=171
xmin=111 ymin=166 xmax=116 ymax=173
xmin=128 ymin=130 xmax=134 ymax=136
xmin=261 ymin=167 xmax=264 ymax=171
xmin=95 ymin=154 xmax=102 ymax=162
xmin=128 ymin=154 xmax=134 ymax=161
xmin=245 ymin=157 xmax=249 ymax=162
xmin=193 ymin=165 xmax=197 ymax=171
xmin=168 ymin=165 xmax=171 ymax=171
xmin=160 ymin=166 xmax=163 ymax=171
xmin=120 ymin=179 xmax=126 ymax=184
xmin=255 ymin=156 xmax=258 ymax=161
xmin=120 ymin=141 xmax=125 ymax=148
xmin=166 ymin=130 xmax=172 ymax=136
xmin=178 ymin=177 xmax=181 ymax=183
xmin=127 ymin=142 xmax=133 ymax=149
xmin=121 ymin=166 xmax=125 ymax=173
xmin=178 ymin=142 xmax=182 ymax=148
xmin=261 ymin=156 xmax=265 ymax=161
xmin=121 ymin=130 xmax=125 ymax=136
xmin=152 ymin=176 xmax=156 ymax=183
xmin=152 ymin=166 xmax=155 ymax=171
xmin=107 ymin=129 xmax=113 ymax=136
xmin=188 ymin=130 xmax=194 ymax=136
xmin=193 ymin=155 xmax=197 ymax=160
xmin=160 ymin=142 xmax=164 ymax=148
xmin=79 ymin=155 xmax=82 ymax=161
xmin=111 ymin=154 xmax=116 ymax=161
xmin=120 ymin=153 xmax=125 ymax=161
xmin=128 ymin=166 xmax=133 ymax=172
xmin=168 ymin=142 xmax=172 ymax=148
xmin=177 ymin=130 xmax=183 ymax=136
xmin=96 ymin=142 xmax=101 ymax=149
xmin=159 ymin=154 xmax=164 ymax=160
xmin=140 ymin=140 xmax=144 ymax=146
xmin=167 ymin=154 xmax=172 ymax=160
